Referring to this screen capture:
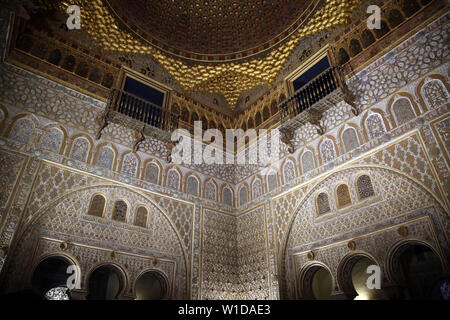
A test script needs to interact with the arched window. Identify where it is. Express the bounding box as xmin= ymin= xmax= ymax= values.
xmin=365 ymin=114 xmax=386 ymax=139
xmin=145 ymin=162 xmax=160 ymax=184
xmin=338 ymin=48 xmax=350 ymax=65
xmin=271 ymin=100 xmax=278 ymax=115
xmin=41 ymin=128 xmax=63 ymax=153
xmin=112 ymin=200 xmax=128 ymax=222
xmin=96 ymin=147 xmax=115 ymax=170
xmin=181 ymin=108 xmax=190 ymax=122
xmin=374 ymin=21 xmax=390 ymax=39
xmin=263 ymin=106 xmax=270 ymax=121
xmin=47 ymin=49 xmax=62 ymax=65
xmin=301 ymin=151 xmax=315 ymax=173
xmin=201 ymin=117 xmax=208 ymax=131
xmin=89 ymin=67 xmax=102 ymax=83
xmin=121 ymin=153 xmax=138 ymax=177
xmin=9 ymin=118 xmax=34 ymax=144
xmin=361 ymin=29 xmax=376 ymax=48
xmin=392 ymin=98 xmax=415 ymax=125
xmin=31 ymin=42 xmax=48 ymax=59
xmin=205 ymin=180 xmax=217 ymax=201
xmin=75 ymin=62 xmax=90 ymax=78
xmin=356 ymin=175 xmax=375 ymax=200
xmin=166 ymin=169 xmax=180 ymax=191
xmin=191 ymin=112 xmax=199 ymax=125
xmin=422 ymin=79 xmax=449 ymax=109
xmin=187 ymin=176 xmax=199 ymax=196
xmin=171 ymin=103 xmax=180 ymax=114
xmin=70 ymin=137 xmax=90 ymax=162
xmin=336 ymin=184 xmax=352 ymax=209
xmin=349 ymin=39 xmax=362 ymax=56
xmin=316 ymin=192 xmax=331 ymax=215
xmin=255 ymin=112 xmax=262 ymax=127
xmin=283 ymin=160 xmax=296 ymax=184
xmin=252 ymin=178 xmax=262 ymax=199
xmin=248 ymin=117 xmax=254 ymax=129
xmin=223 ymin=187 xmax=233 ymax=206
xmin=134 ymin=206 xmax=148 ymax=228
xmin=320 ymin=139 xmax=336 ymax=164
xmin=342 ymin=127 xmax=360 ymax=153
xmin=239 ymin=186 xmax=248 ymax=206
xmin=267 ymin=172 xmax=278 ymax=192
xmin=102 ymin=73 xmax=114 ymax=88
xmin=388 ymin=9 xmax=405 ymax=28
xmin=62 ymin=55 xmax=76 ymax=72
xmin=87 ymin=194 xmax=106 ymax=217
xmin=402 ymin=0 xmax=421 ymax=17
